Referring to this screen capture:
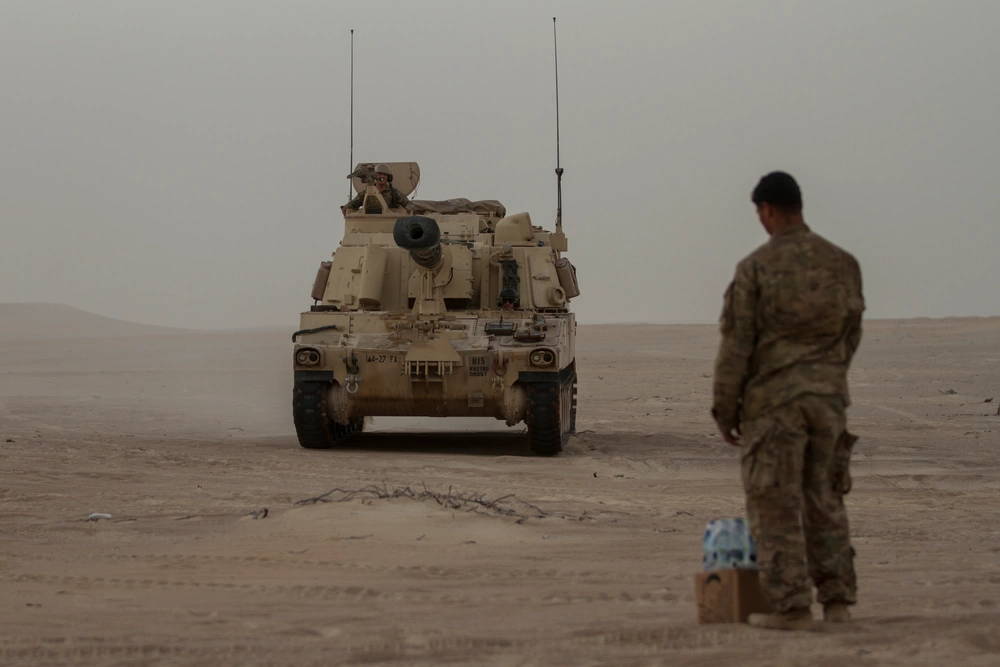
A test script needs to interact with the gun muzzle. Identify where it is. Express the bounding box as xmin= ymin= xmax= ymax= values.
xmin=393 ymin=216 xmax=442 ymax=270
